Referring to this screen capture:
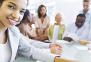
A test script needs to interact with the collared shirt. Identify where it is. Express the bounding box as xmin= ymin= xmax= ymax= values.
xmin=63 ymin=22 xmax=90 ymax=41
xmin=79 ymin=9 xmax=91 ymax=25
xmin=79 ymin=9 xmax=91 ymax=41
